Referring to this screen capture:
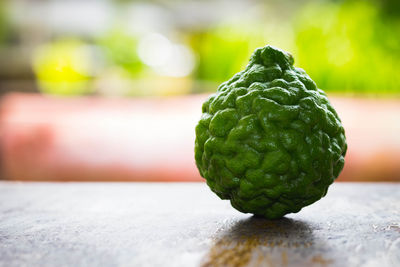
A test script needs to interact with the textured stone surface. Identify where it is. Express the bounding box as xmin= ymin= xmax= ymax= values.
xmin=195 ymin=46 xmax=347 ymax=218
xmin=0 ymin=182 xmax=399 ymax=267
